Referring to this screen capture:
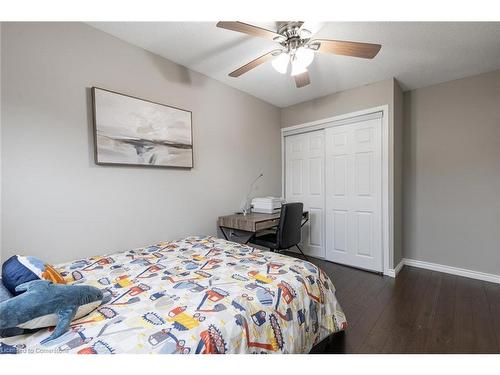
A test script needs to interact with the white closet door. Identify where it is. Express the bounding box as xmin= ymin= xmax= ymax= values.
xmin=325 ymin=117 xmax=382 ymax=272
xmin=285 ymin=130 xmax=325 ymax=258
